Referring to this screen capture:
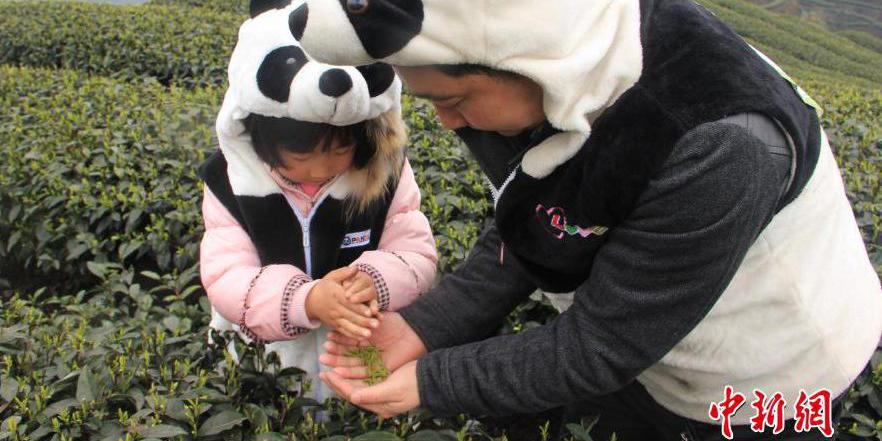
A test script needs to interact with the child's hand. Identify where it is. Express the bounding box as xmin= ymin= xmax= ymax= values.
xmin=306 ymin=267 xmax=379 ymax=339
xmin=342 ymin=270 xmax=380 ymax=317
